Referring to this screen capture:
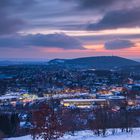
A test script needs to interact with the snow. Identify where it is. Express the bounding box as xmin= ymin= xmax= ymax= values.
xmin=8 ymin=128 xmax=140 ymax=140
xmin=8 ymin=135 xmax=32 ymax=140
xmin=59 ymin=129 xmax=140 ymax=140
